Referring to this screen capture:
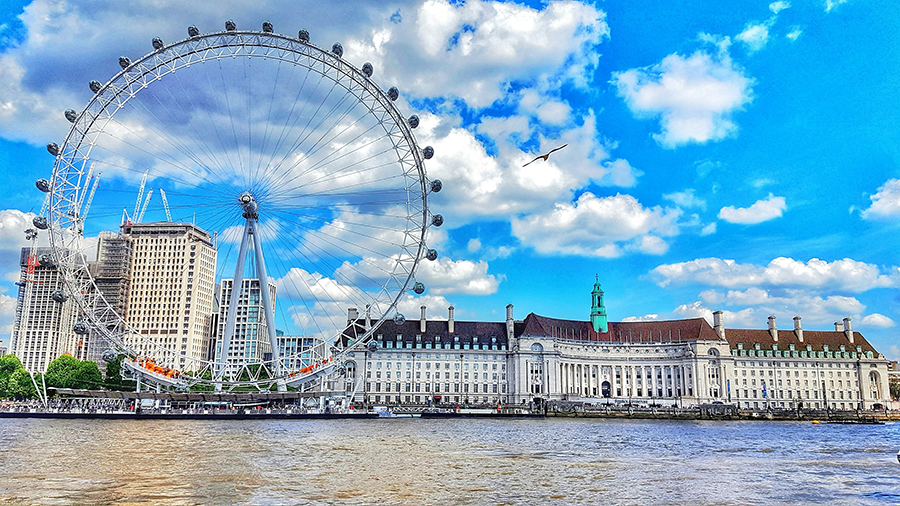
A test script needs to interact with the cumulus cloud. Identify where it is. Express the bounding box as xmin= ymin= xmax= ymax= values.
xmin=769 ymin=2 xmax=791 ymax=14
xmin=612 ymin=49 xmax=753 ymax=148
xmin=861 ymin=313 xmax=895 ymax=328
xmin=736 ymin=22 xmax=770 ymax=52
xmin=718 ymin=193 xmax=786 ymax=224
xmin=663 ymin=189 xmax=706 ymax=210
xmin=511 ymin=192 xmax=681 ymax=257
xmin=622 ymin=314 xmax=659 ymax=322
xmin=860 ymin=179 xmax=900 ymax=220
xmin=419 ymin=111 xmax=641 ymax=225
xmin=336 ymin=255 xmax=500 ymax=296
xmin=786 ymin=27 xmax=803 ymax=41
xmin=673 ymin=301 xmax=756 ymax=328
xmin=652 ymin=256 xmax=900 ymax=292
xmin=825 ymin=0 xmax=848 ymax=12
